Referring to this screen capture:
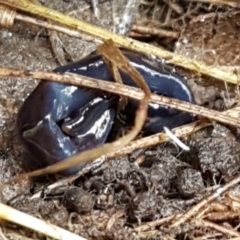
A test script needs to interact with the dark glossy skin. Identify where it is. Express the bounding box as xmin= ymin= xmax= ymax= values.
xmin=17 ymin=50 xmax=195 ymax=175
xmin=17 ymin=89 xmax=116 ymax=175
